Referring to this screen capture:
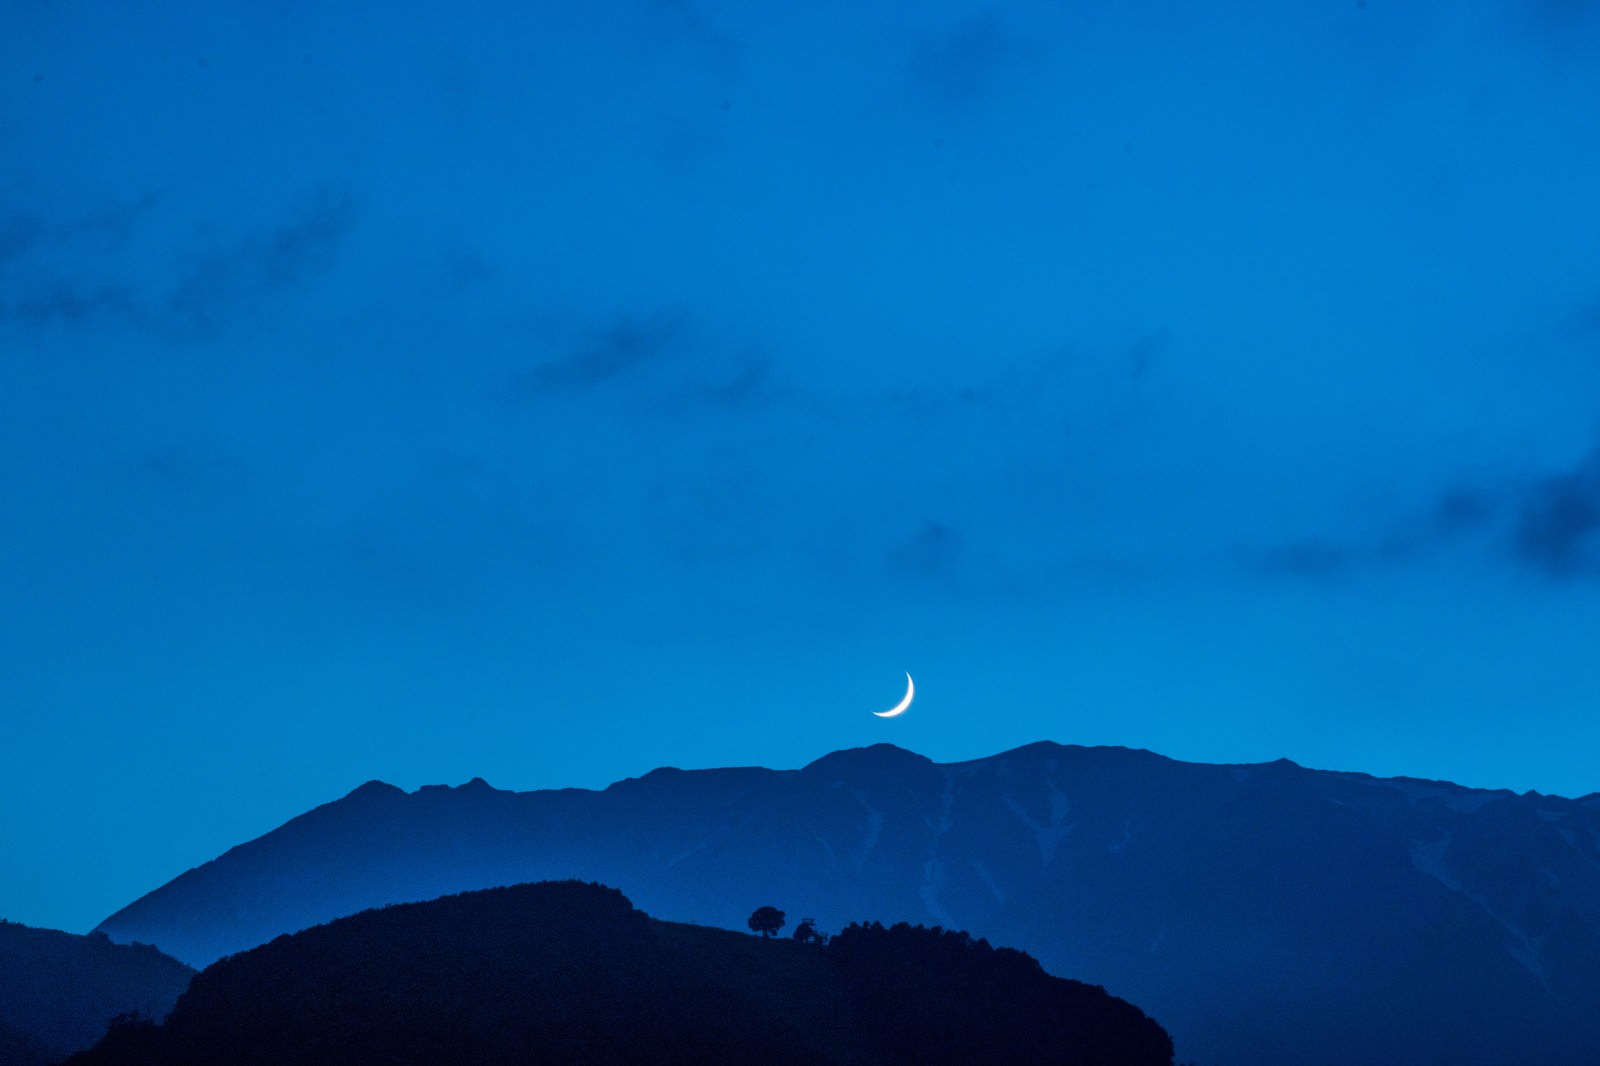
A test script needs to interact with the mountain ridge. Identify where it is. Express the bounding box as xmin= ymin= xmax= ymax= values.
xmin=96 ymin=740 xmax=1600 ymax=1065
xmin=310 ymin=741 xmax=1547 ymax=808
xmin=0 ymin=919 xmax=194 ymax=1065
